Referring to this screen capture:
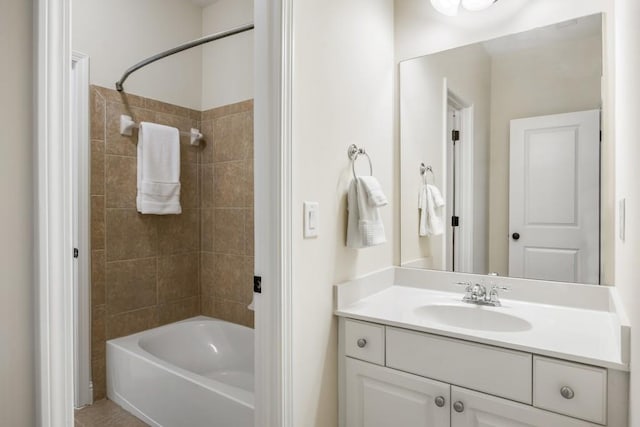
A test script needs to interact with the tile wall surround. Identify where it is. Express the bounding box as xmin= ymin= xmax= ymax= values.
xmin=199 ymin=101 xmax=255 ymax=326
xmin=90 ymin=85 xmax=254 ymax=400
